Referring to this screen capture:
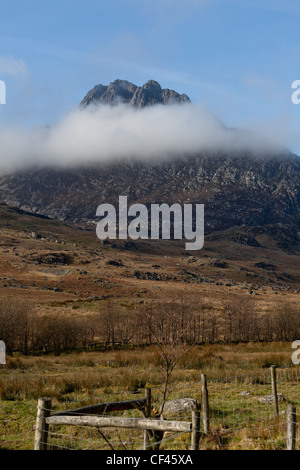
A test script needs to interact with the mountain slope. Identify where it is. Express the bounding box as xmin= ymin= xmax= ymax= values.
xmin=0 ymin=80 xmax=299 ymax=251
xmin=0 ymin=152 xmax=299 ymax=239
